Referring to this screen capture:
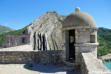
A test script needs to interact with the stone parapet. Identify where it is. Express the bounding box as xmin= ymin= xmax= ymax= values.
xmin=81 ymin=52 xmax=110 ymax=74
xmin=0 ymin=50 xmax=65 ymax=65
